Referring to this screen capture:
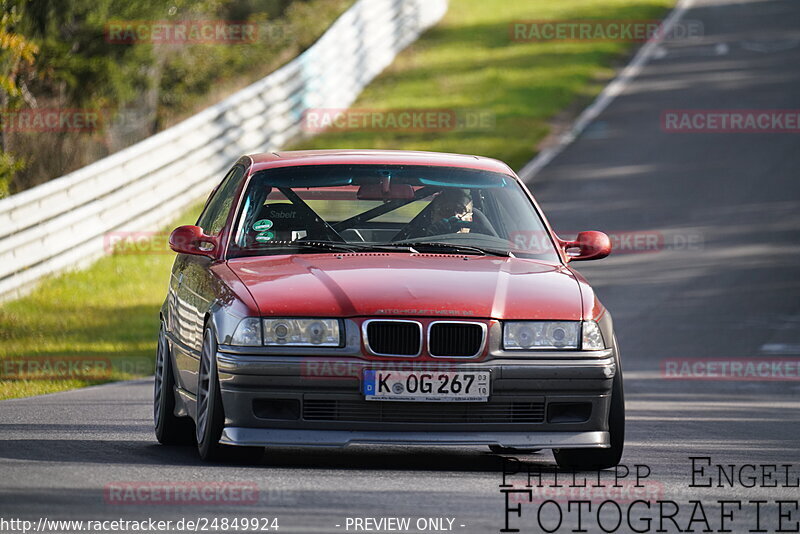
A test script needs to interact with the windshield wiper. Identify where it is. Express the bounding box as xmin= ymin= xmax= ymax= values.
xmin=310 ymin=241 xmax=419 ymax=254
xmin=393 ymin=241 xmax=515 ymax=257
xmin=352 ymin=243 xmax=419 ymax=253
xmin=253 ymin=241 xmax=419 ymax=254
xmin=255 ymin=241 xmax=361 ymax=253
